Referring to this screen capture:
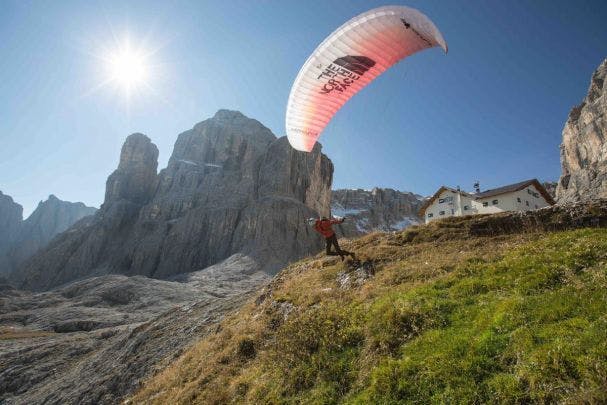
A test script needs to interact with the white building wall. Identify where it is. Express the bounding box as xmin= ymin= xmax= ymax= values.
xmin=424 ymin=184 xmax=551 ymax=224
xmin=424 ymin=190 xmax=461 ymax=223
xmin=424 ymin=190 xmax=478 ymax=224
xmin=514 ymin=185 xmax=551 ymax=211
xmin=475 ymin=185 xmax=551 ymax=214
